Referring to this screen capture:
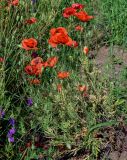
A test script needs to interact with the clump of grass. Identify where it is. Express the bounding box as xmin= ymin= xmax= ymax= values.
xmin=97 ymin=0 xmax=127 ymax=46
